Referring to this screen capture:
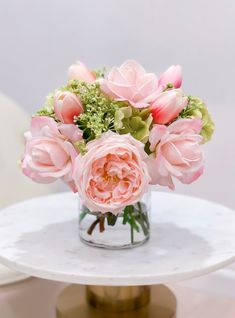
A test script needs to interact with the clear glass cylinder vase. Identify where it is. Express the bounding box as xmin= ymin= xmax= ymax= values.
xmin=78 ymin=191 xmax=151 ymax=249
